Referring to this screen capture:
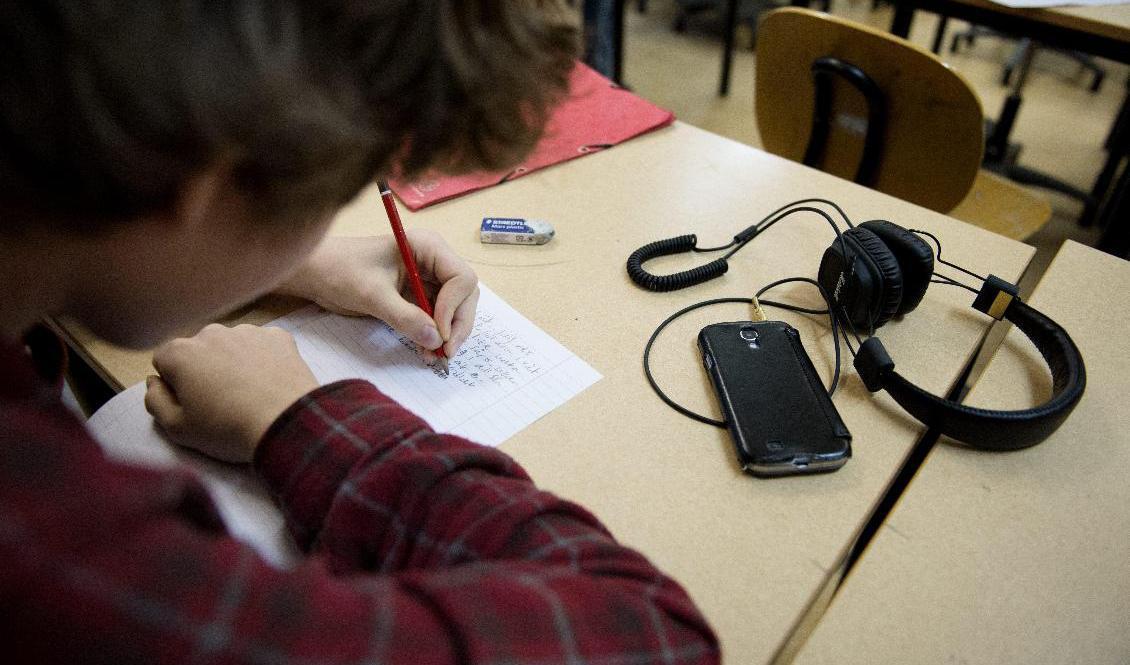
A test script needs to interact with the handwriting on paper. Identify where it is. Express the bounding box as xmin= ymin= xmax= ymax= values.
xmin=268 ymin=284 xmax=602 ymax=447
xmin=389 ymin=311 xmax=546 ymax=387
